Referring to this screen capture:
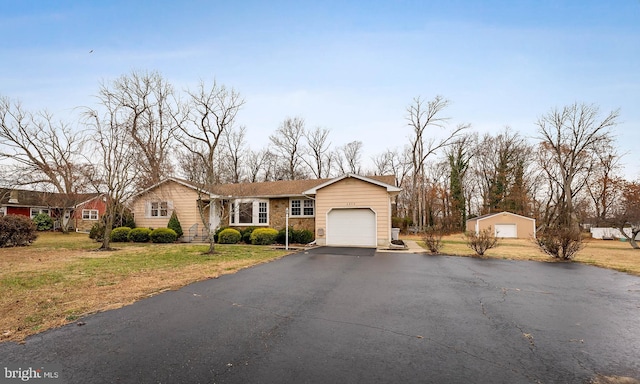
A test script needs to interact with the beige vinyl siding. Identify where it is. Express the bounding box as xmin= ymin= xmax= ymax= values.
xmin=132 ymin=181 xmax=204 ymax=236
xmin=467 ymin=212 xmax=536 ymax=239
xmin=315 ymin=178 xmax=392 ymax=246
